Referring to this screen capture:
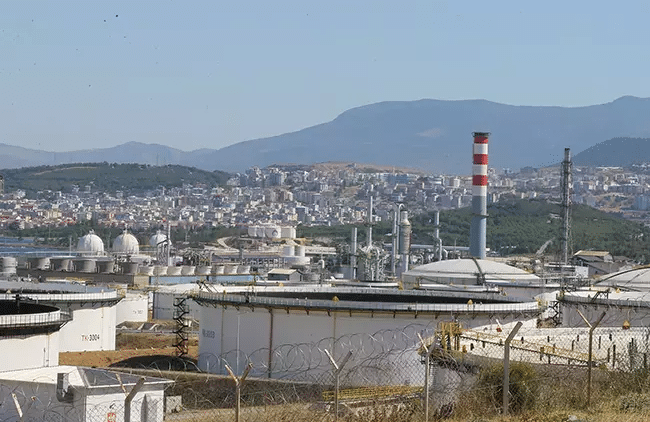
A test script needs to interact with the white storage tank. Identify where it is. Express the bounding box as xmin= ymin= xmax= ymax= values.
xmin=265 ymin=225 xmax=280 ymax=239
xmin=139 ymin=265 xmax=155 ymax=276
xmin=0 ymin=281 xmax=120 ymax=352
xmin=77 ymin=230 xmax=105 ymax=256
xmin=296 ymin=245 xmax=306 ymax=257
xmin=116 ymin=292 xmax=149 ymax=324
xmin=119 ymin=262 xmax=139 ymax=275
xmin=196 ymin=265 xmax=212 ymax=276
xmin=113 ymin=230 xmax=140 ymax=255
xmin=167 ymin=266 xmax=182 ymax=276
xmin=0 ymin=257 xmax=17 ymax=276
xmin=281 ymin=226 xmax=294 ymax=239
xmin=282 ymin=245 xmax=295 ymax=257
xmin=28 ymin=257 xmax=50 ymax=270
xmin=153 ymin=265 xmax=168 ymax=276
xmin=213 ymin=265 xmax=225 ymax=275
xmin=73 ymin=258 xmax=97 ymax=273
xmin=96 ymin=258 xmax=115 ymax=274
xmin=181 ymin=265 xmax=196 ymax=276
xmin=50 ymin=257 xmax=73 ymax=272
